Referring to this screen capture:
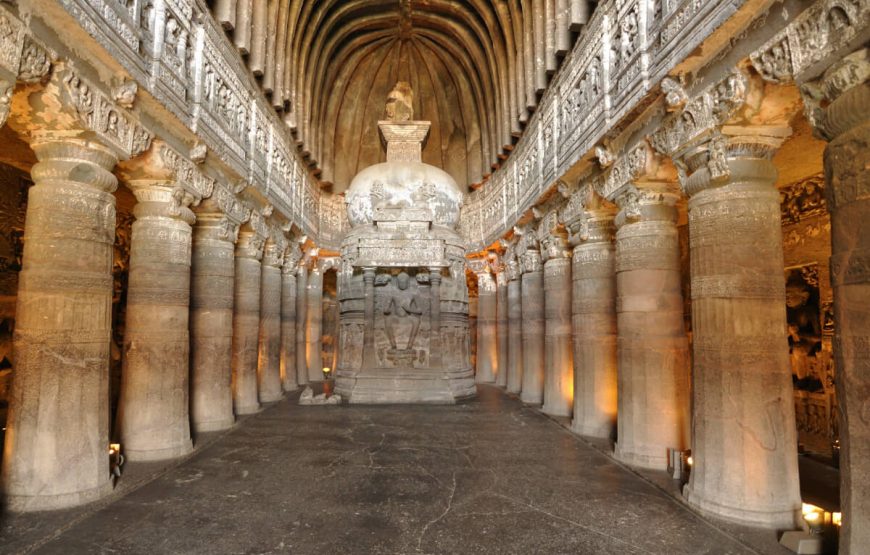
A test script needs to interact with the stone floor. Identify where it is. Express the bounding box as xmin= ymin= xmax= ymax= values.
xmin=1 ymin=386 xmax=805 ymax=554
